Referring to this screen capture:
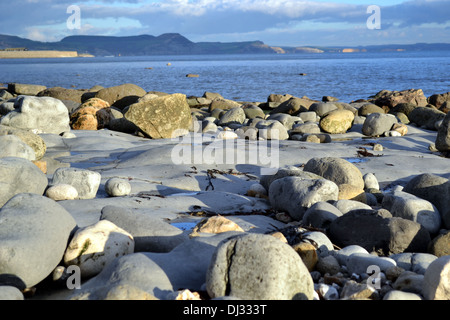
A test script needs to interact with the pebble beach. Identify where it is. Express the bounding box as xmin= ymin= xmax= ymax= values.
xmin=0 ymin=82 xmax=449 ymax=301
